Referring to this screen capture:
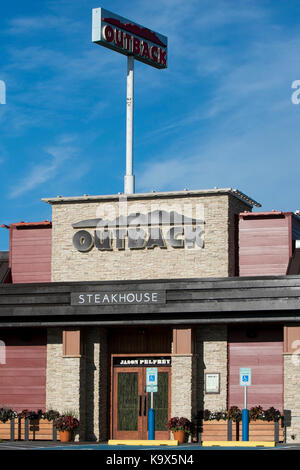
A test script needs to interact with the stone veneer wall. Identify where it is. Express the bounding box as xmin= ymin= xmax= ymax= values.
xmin=284 ymin=354 xmax=300 ymax=442
xmin=171 ymin=355 xmax=194 ymax=420
xmin=196 ymin=326 xmax=228 ymax=412
xmin=46 ymin=327 xmax=108 ymax=441
xmin=50 ymin=193 xmax=251 ymax=282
